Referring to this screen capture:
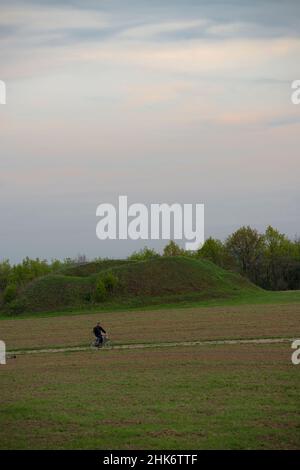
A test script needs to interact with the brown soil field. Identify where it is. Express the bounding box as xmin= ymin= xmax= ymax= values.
xmin=1 ymin=303 xmax=300 ymax=351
